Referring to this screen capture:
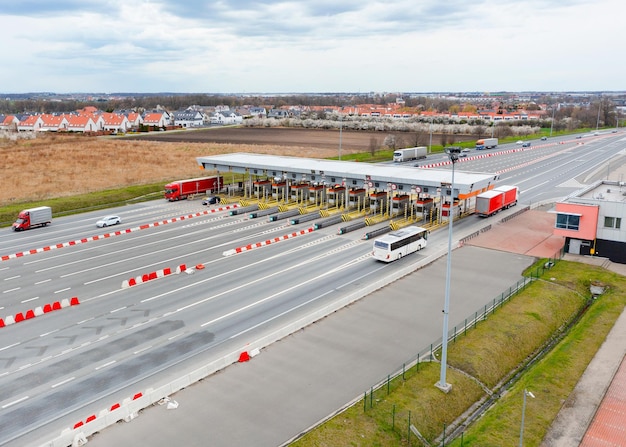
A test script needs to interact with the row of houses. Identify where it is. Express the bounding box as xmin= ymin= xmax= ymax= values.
xmin=0 ymin=102 xmax=547 ymax=134
xmin=0 ymin=106 xmax=246 ymax=133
